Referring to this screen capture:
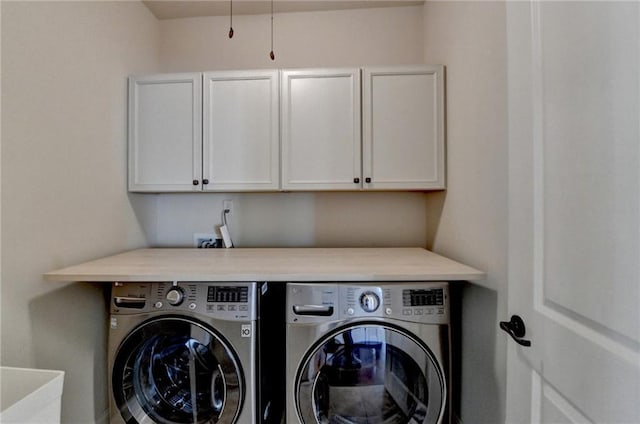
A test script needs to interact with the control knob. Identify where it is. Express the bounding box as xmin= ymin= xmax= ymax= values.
xmin=360 ymin=291 xmax=380 ymax=313
xmin=166 ymin=288 xmax=184 ymax=306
